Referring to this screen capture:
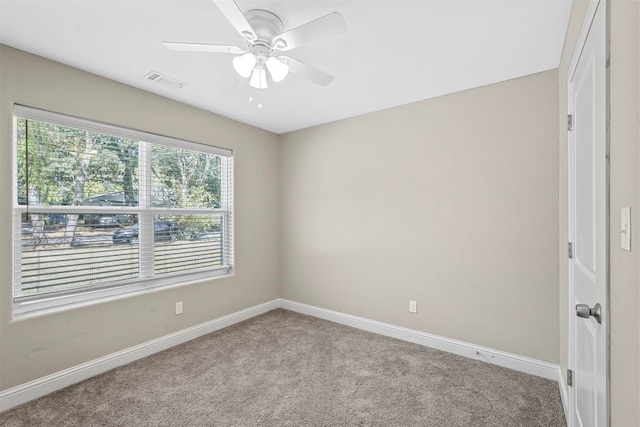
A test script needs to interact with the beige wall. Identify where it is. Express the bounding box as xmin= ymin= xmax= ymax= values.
xmin=0 ymin=45 xmax=281 ymax=391
xmin=558 ymin=1 xmax=640 ymax=425
xmin=280 ymin=70 xmax=560 ymax=363
xmin=608 ymin=0 xmax=640 ymax=424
